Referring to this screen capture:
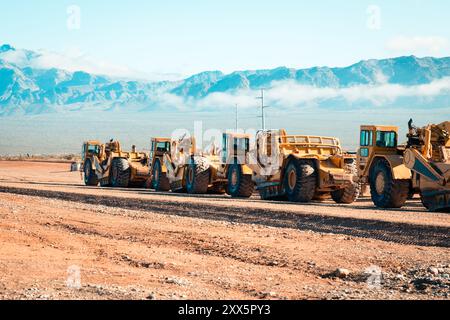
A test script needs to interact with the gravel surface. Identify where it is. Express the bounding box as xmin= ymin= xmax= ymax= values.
xmin=0 ymin=160 xmax=448 ymax=300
